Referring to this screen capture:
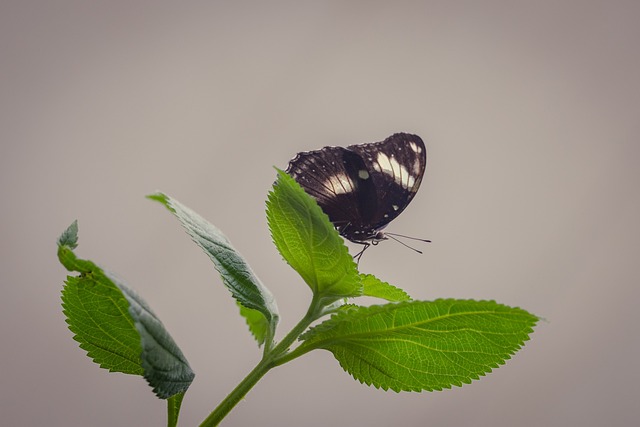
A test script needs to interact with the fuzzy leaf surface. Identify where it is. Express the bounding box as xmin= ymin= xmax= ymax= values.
xmin=149 ymin=192 xmax=278 ymax=346
xmin=298 ymin=299 xmax=538 ymax=392
xmin=266 ymin=170 xmax=360 ymax=302
xmin=57 ymin=222 xmax=195 ymax=399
